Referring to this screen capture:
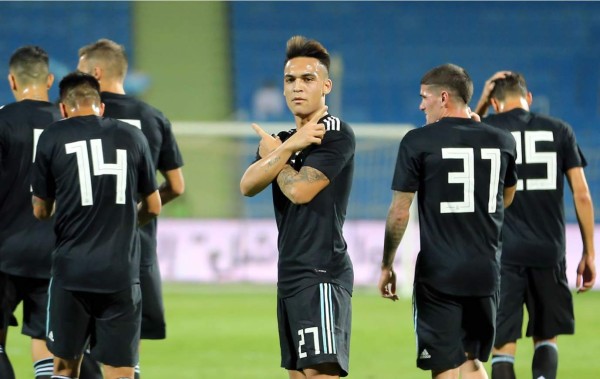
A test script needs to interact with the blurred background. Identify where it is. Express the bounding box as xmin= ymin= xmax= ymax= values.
xmin=1 ymin=1 xmax=598 ymax=288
